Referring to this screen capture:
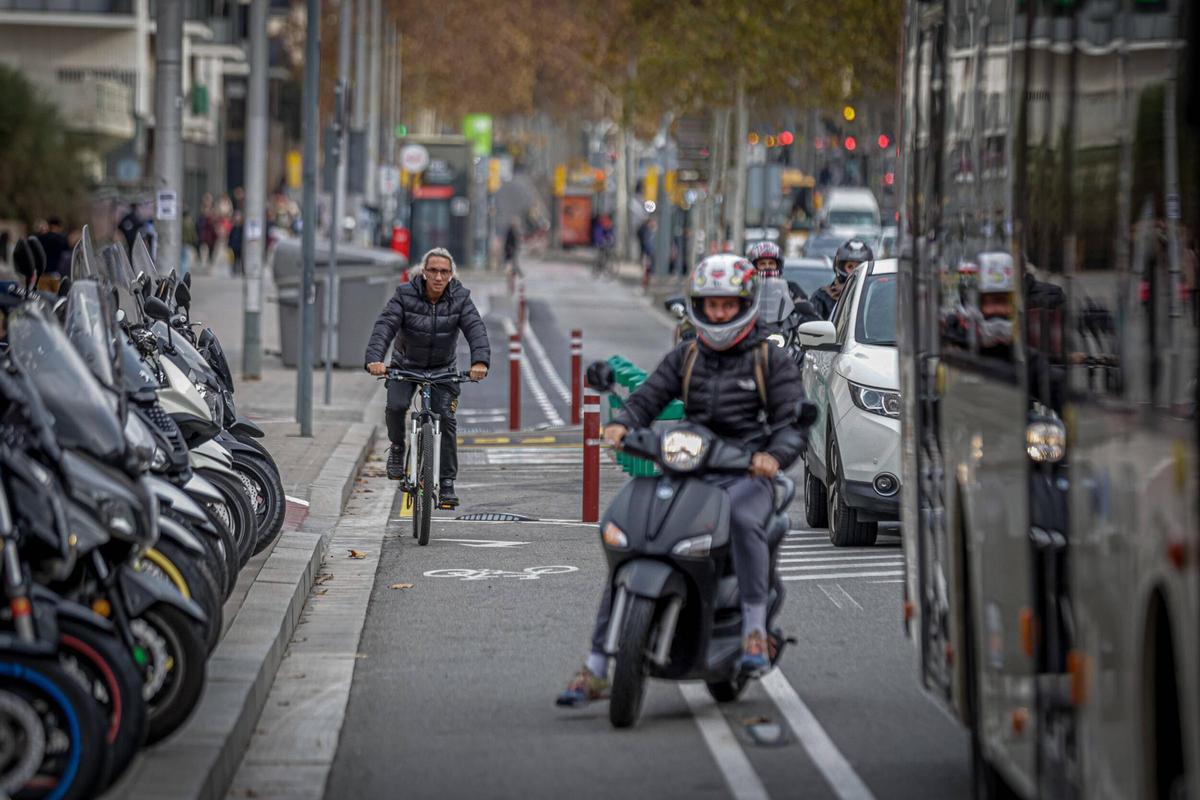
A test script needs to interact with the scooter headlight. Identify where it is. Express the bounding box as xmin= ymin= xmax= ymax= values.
xmin=151 ymin=446 xmax=170 ymax=472
xmin=196 ymin=382 xmax=223 ymax=424
xmin=661 ymin=430 xmax=706 ymax=472
xmin=767 ymin=333 xmax=787 ymax=348
xmin=98 ymin=497 xmax=137 ymax=539
xmin=1026 ymin=418 xmax=1065 ymax=463
xmin=601 ymin=522 xmax=628 ymax=549
xmin=671 ymin=534 xmax=713 ymax=558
